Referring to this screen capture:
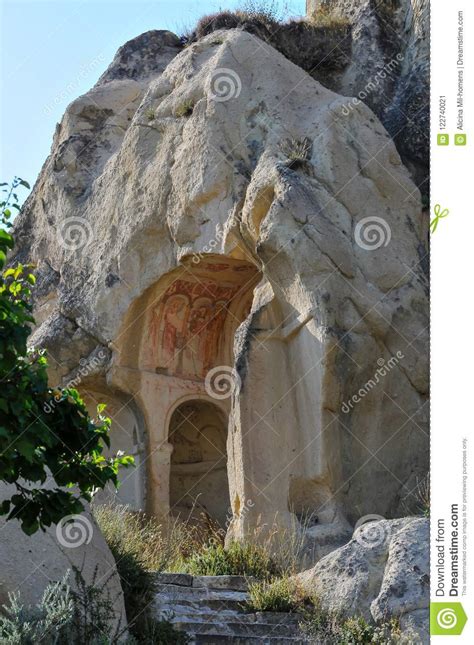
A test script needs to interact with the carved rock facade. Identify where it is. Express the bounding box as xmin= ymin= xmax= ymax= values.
xmin=13 ymin=28 xmax=429 ymax=561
